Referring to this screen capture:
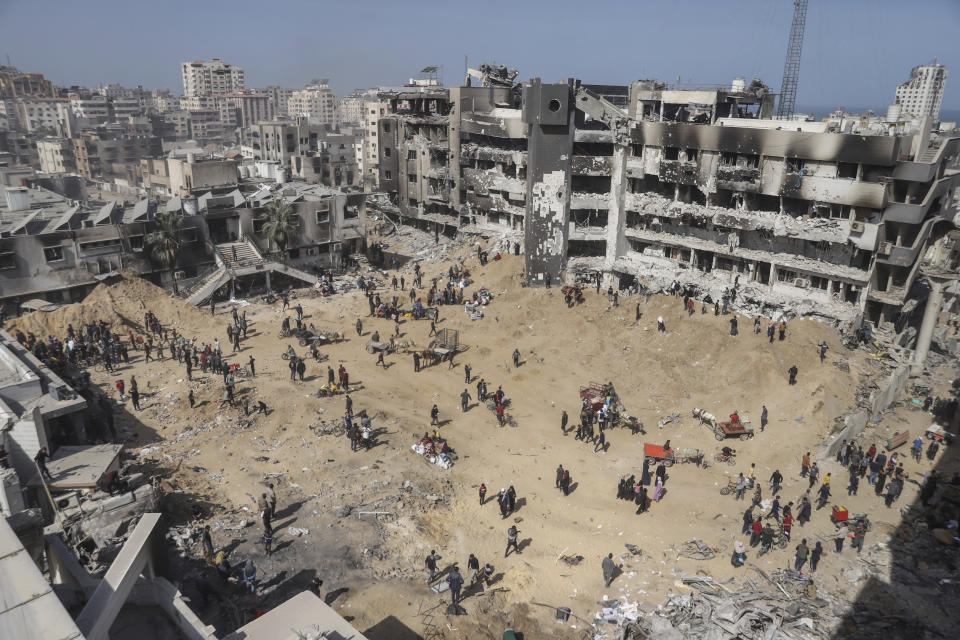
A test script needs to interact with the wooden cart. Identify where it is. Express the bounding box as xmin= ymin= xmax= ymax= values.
xmin=643 ymin=443 xmax=675 ymax=467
